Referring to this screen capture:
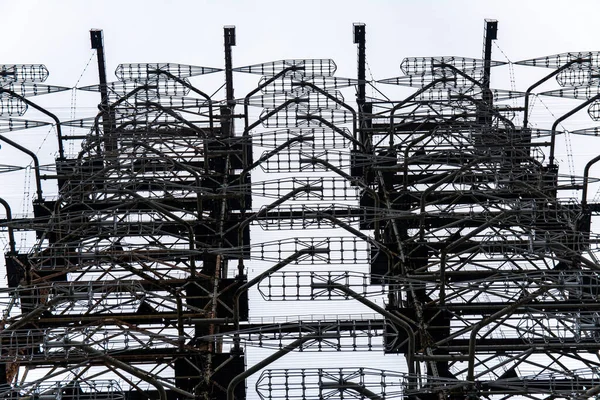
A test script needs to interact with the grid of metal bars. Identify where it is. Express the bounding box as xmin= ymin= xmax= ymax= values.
xmin=0 ymin=20 xmax=600 ymax=400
